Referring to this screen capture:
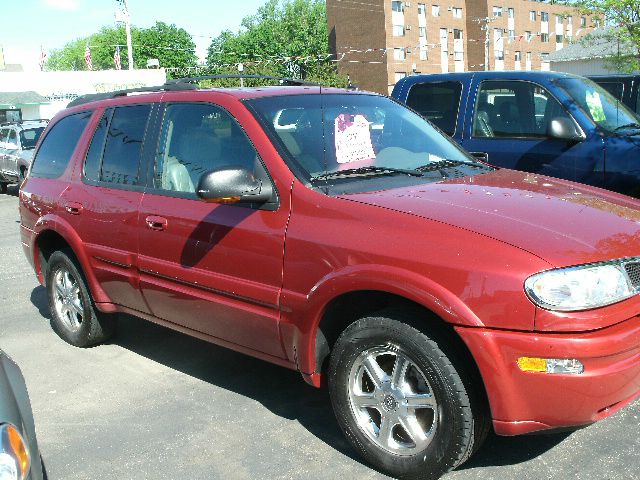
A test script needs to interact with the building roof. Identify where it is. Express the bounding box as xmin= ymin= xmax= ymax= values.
xmin=549 ymin=27 xmax=638 ymax=63
xmin=0 ymin=91 xmax=48 ymax=106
